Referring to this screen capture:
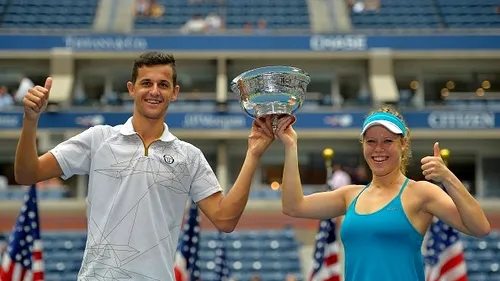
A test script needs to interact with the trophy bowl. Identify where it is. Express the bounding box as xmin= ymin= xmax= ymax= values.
xmin=230 ymin=66 xmax=311 ymax=129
